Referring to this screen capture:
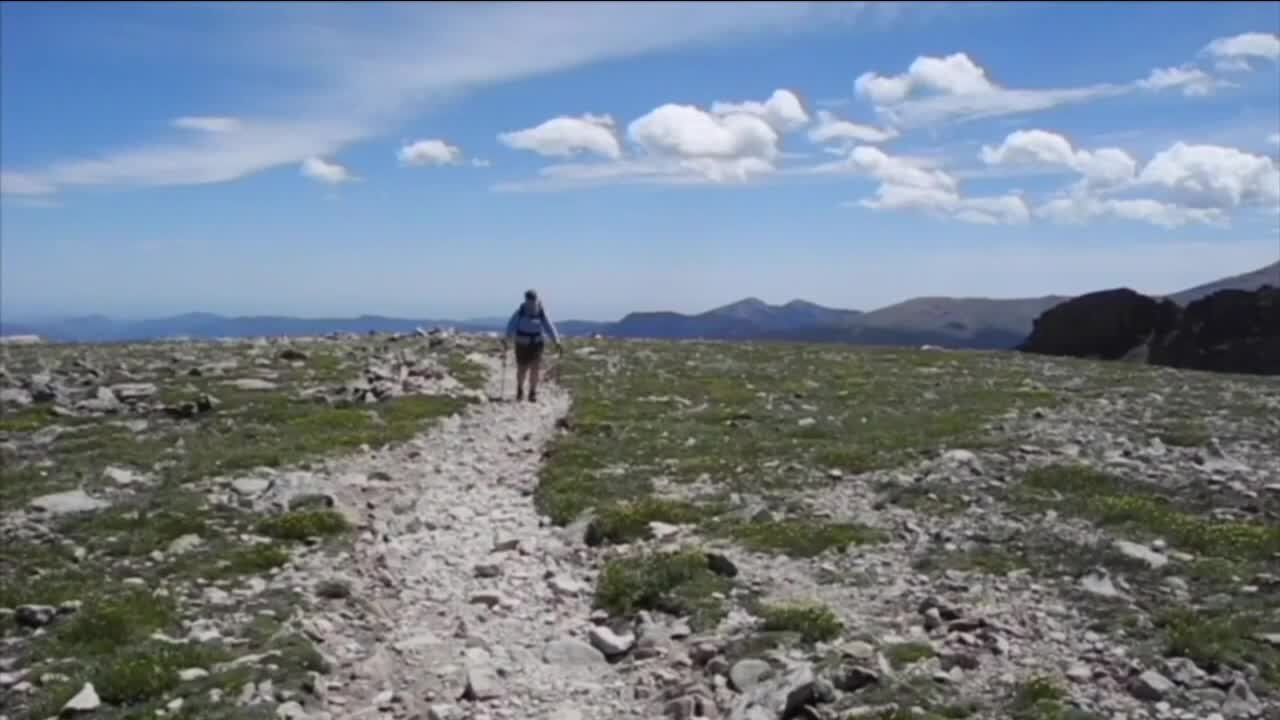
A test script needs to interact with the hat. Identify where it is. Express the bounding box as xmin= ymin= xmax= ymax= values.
xmin=524 ymin=289 xmax=538 ymax=300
